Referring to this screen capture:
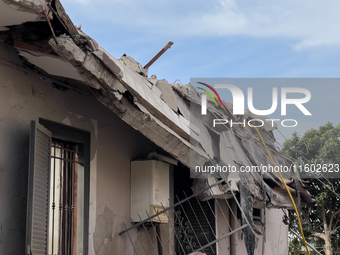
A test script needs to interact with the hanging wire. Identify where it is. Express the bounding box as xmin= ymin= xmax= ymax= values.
xmin=250 ymin=124 xmax=310 ymax=255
